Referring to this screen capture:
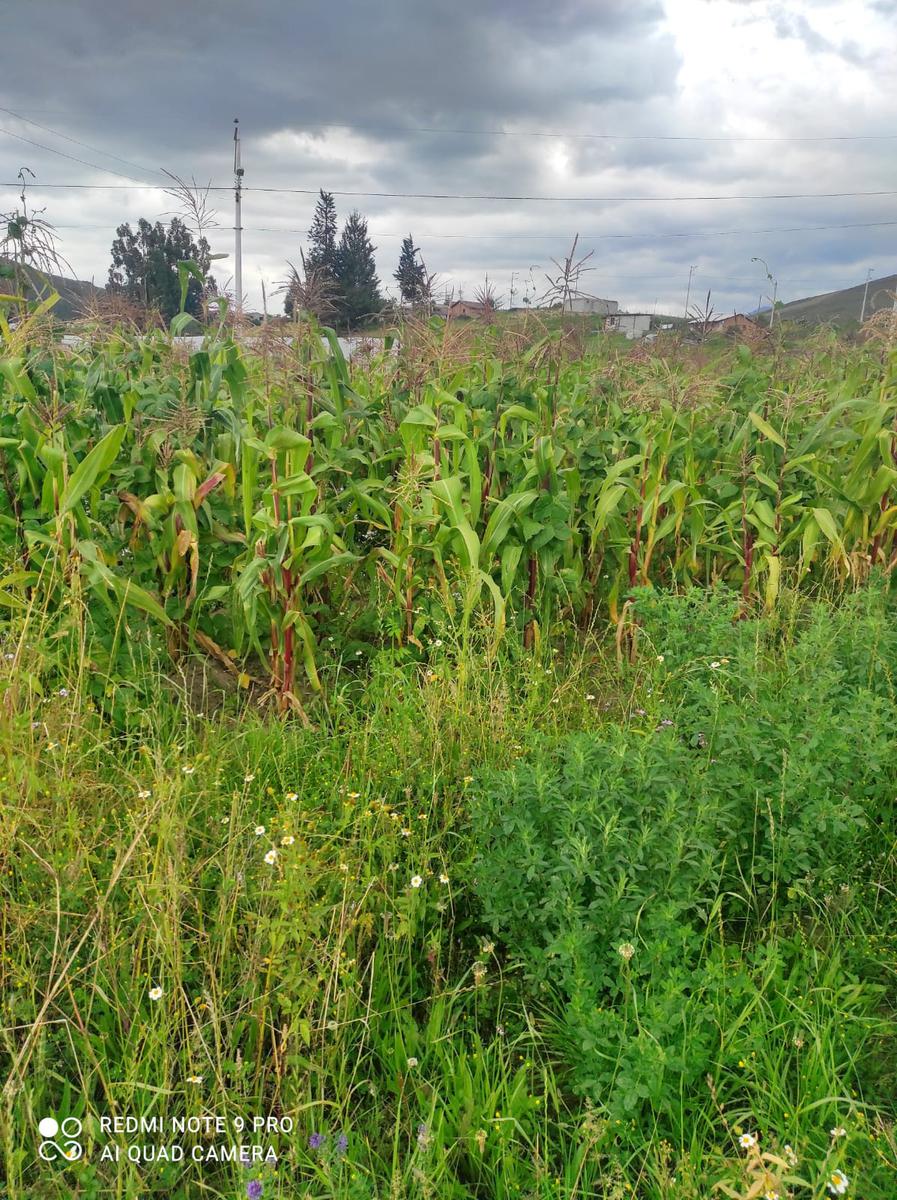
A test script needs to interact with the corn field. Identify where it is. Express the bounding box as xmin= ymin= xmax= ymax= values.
xmin=2 ymin=310 xmax=897 ymax=708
